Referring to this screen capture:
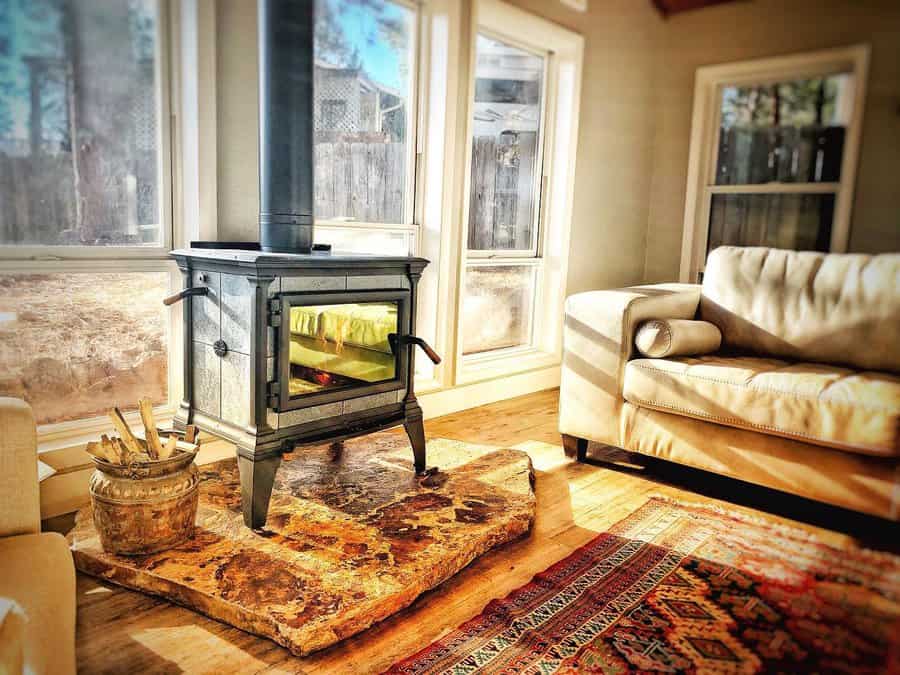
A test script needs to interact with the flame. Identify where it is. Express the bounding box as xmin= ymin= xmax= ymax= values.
xmin=333 ymin=314 xmax=349 ymax=354
xmin=314 ymin=306 xmax=351 ymax=355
